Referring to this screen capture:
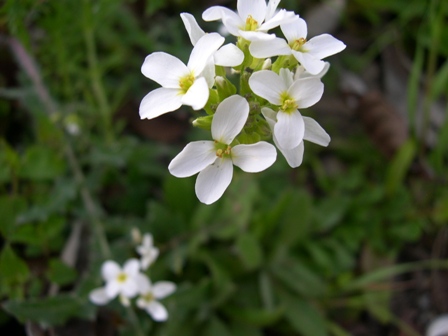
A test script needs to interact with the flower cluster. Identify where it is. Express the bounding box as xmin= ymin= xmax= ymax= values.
xmin=89 ymin=232 xmax=175 ymax=322
xmin=140 ymin=0 xmax=345 ymax=204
